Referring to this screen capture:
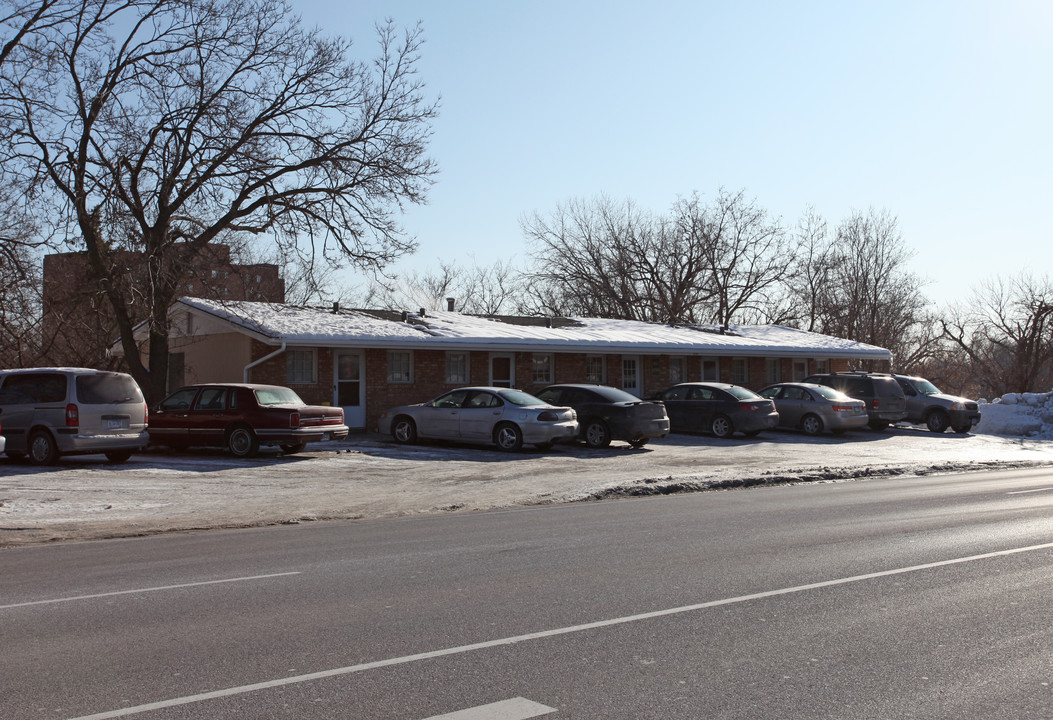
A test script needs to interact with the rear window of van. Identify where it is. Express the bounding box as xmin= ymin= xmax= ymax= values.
xmin=76 ymin=374 xmax=144 ymax=404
